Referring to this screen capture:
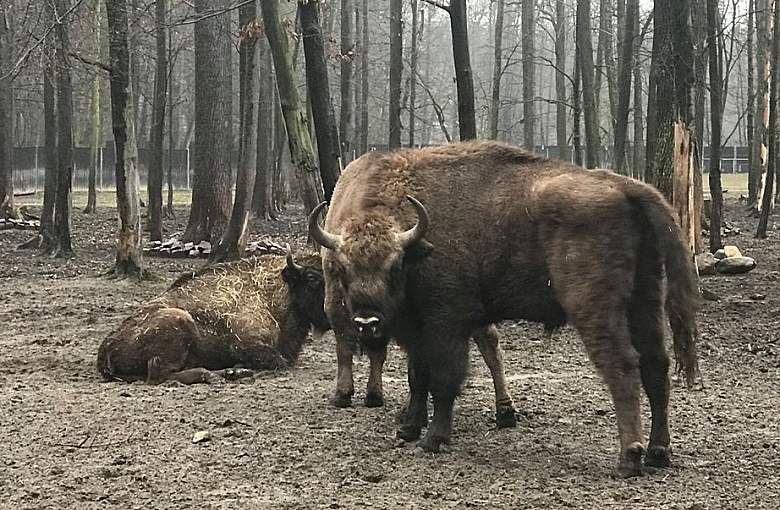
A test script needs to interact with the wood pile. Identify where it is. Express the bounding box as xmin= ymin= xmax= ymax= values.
xmin=0 ymin=218 xmax=41 ymax=231
xmin=144 ymin=237 xmax=288 ymax=259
